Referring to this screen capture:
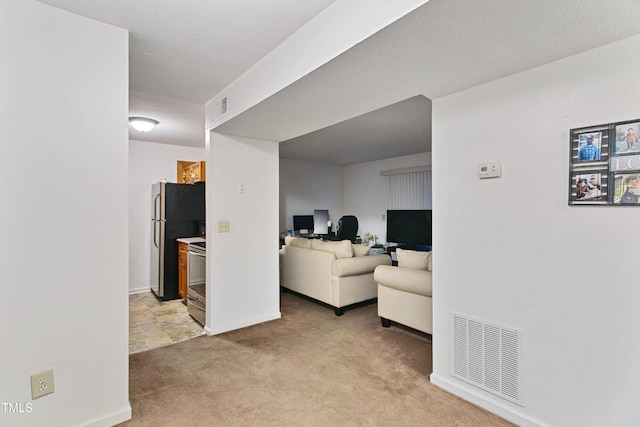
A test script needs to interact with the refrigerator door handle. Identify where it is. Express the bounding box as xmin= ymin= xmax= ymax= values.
xmin=152 ymin=219 xmax=166 ymax=249
xmin=152 ymin=193 xmax=161 ymax=220
xmin=153 ymin=219 xmax=159 ymax=249
xmin=152 ymin=193 xmax=164 ymax=249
